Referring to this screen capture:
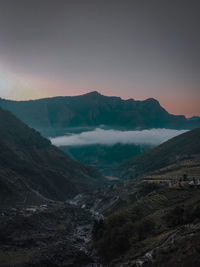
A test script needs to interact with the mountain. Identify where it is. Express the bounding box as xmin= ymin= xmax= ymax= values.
xmin=117 ymin=128 xmax=200 ymax=179
xmin=0 ymin=91 xmax=199 ymax=136
xmin=0 ymin=107 xmax=107 ymax=207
